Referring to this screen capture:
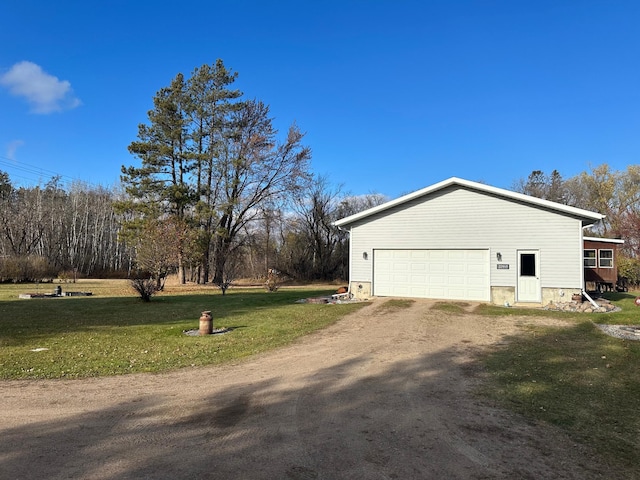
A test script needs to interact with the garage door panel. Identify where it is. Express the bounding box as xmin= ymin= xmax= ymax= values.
xmin=447 ymin=251 xmax=465 ymax=260
xmin=448 ymin=289 xmax=466 ymax=298
xmin=394 ymin=286 xmax=411 ymax=296
xmin=468 ymin=288 xmax=487 ymax=296
xmin=410 ymin=287 xmax=427 ymax=296
xmin=448 ymin=264 xmax=465 ymax=274
xmin=429 ymin=263 xmax=445 ymax=273
xmin=428 ymin=287 xmax=446 ymax=297
xmin=411 ymin=250 xmax=428 ymax=260
xmin=467 ymin=264 xmax=485 ymax=274
xmin=374 ymin=249 xmax=489 ymax=301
